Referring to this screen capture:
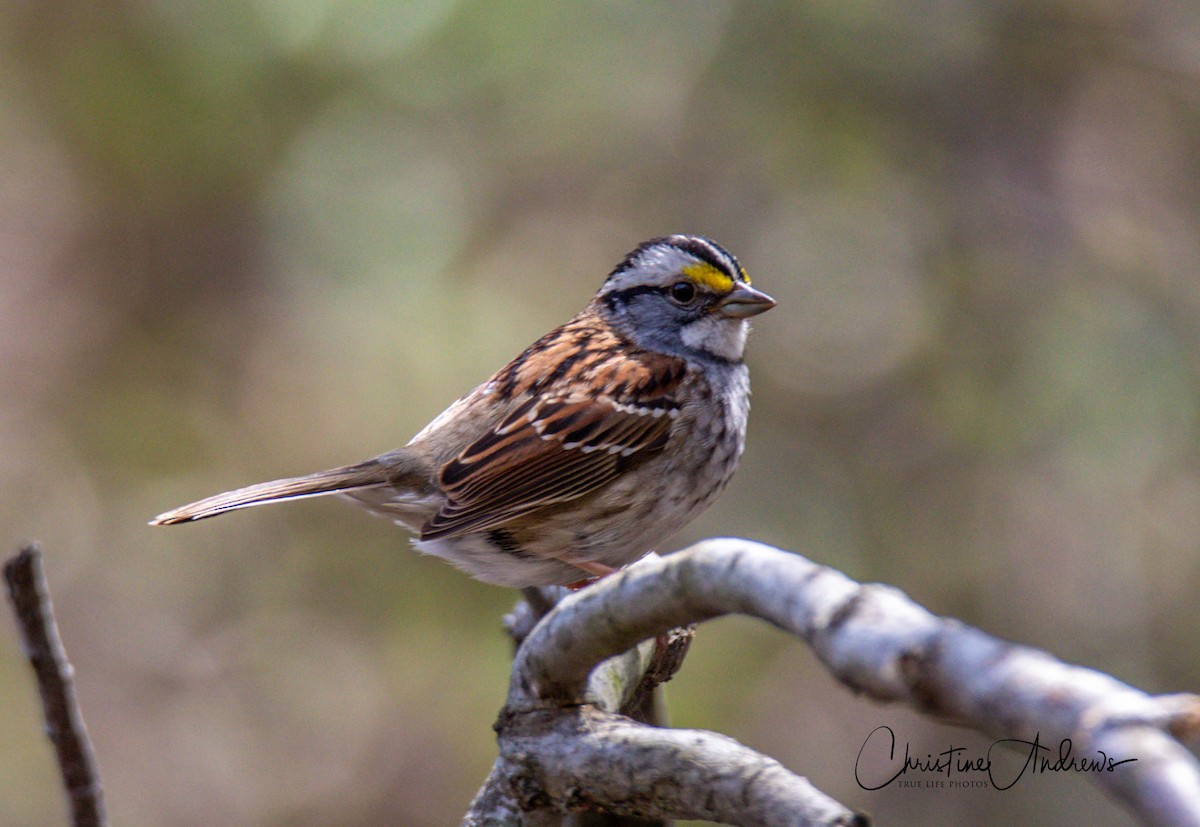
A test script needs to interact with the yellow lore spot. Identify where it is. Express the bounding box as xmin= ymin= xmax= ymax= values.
xmin=682 ymin=263 xmax=736 ymax=294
